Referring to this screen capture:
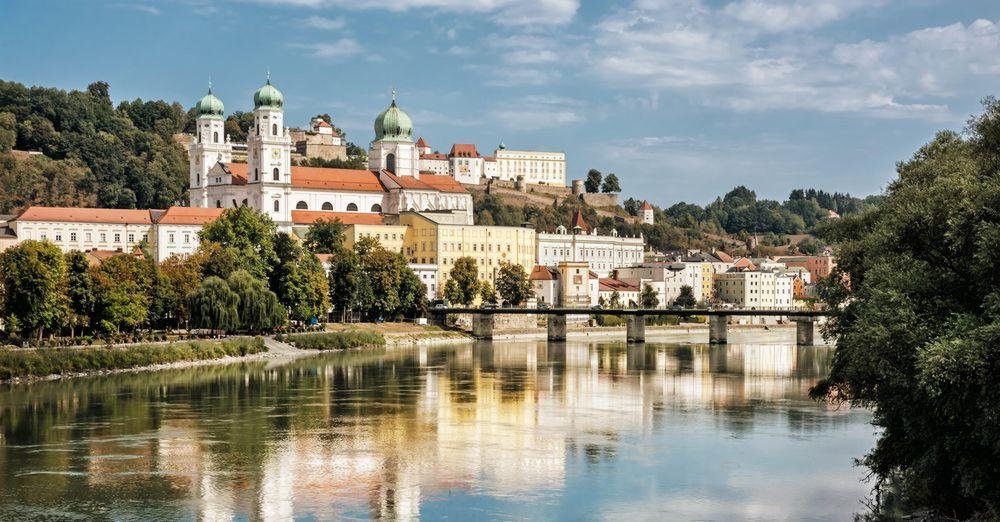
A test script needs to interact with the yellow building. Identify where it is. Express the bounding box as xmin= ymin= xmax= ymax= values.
xmin=398 ymin=211 xmax=536 ymax=285
xmin=343 ymin=223 xmax=408 ymax=254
